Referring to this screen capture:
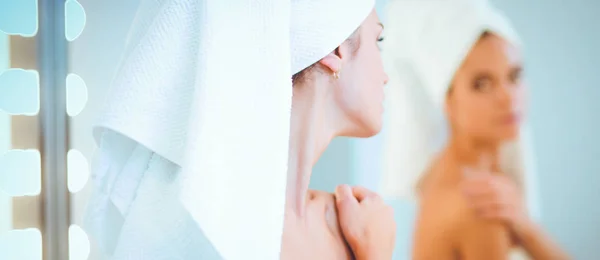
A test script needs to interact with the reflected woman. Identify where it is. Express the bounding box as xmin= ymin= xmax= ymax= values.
xmin=381 ymin=0 xmax=570 ymax=259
